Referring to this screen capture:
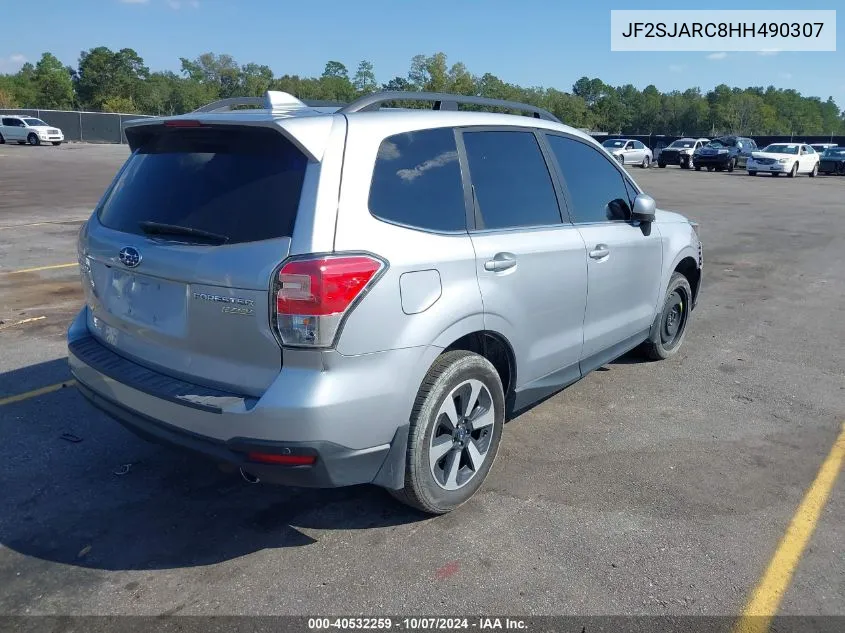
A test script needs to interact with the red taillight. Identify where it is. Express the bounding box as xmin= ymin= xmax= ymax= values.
xmin=164 ymin=119 xmax=204 ymax=127
xmin=247 ymin=452 xmax=316 ymax=466
xmin=272 ymin=255 xmax=383 ymax=347
xmin=276 ymin=256 xmax=381 ymax=316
